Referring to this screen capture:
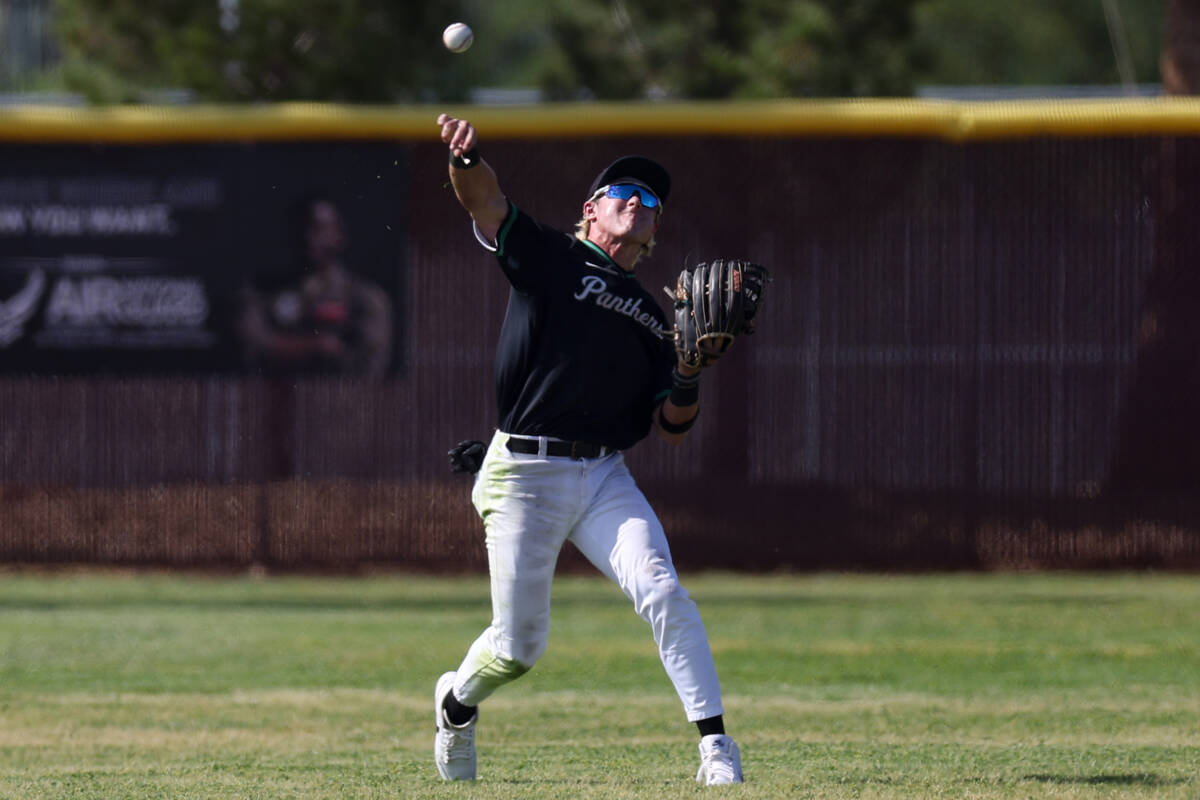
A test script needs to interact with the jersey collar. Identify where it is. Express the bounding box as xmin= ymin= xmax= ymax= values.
xmin=581 ymin=239 xmax=635 ymax=277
